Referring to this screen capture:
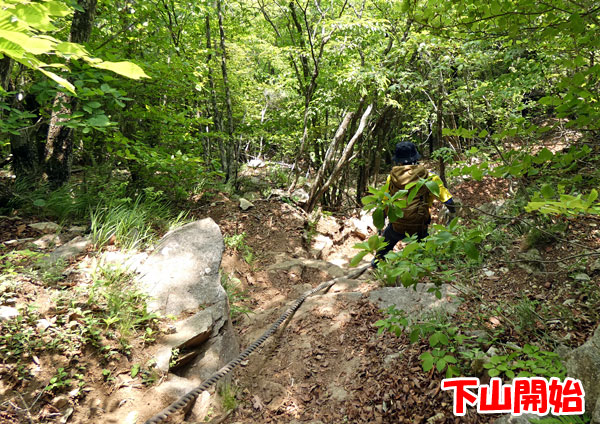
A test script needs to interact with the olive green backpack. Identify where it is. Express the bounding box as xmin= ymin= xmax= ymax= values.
xmin=388 ymin=165 xmax=430 ymax=230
